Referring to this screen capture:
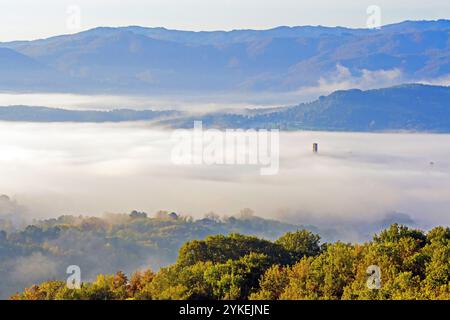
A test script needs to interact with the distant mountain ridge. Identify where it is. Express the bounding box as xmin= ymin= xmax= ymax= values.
xmin=0 ymin=20 xmax=449 ymax=93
